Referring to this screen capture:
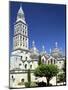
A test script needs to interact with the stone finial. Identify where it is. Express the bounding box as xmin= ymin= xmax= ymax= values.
xmin=32 ymin=40 xmax=35 ymax=47
xmin=55 ymin=42 xmax=58 ymax=48
xmin=42 ymin=45 xmax=45 ymax=51
xmin=50 ymin=48 xmax=51 ymax=53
